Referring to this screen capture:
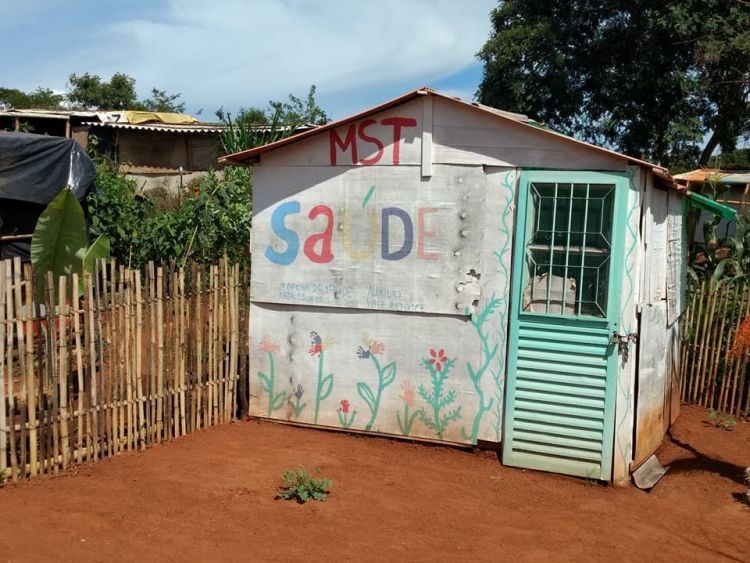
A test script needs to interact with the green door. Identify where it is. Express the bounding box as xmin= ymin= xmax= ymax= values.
xmin=503 ymin=170 xmax=628 ymax=480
